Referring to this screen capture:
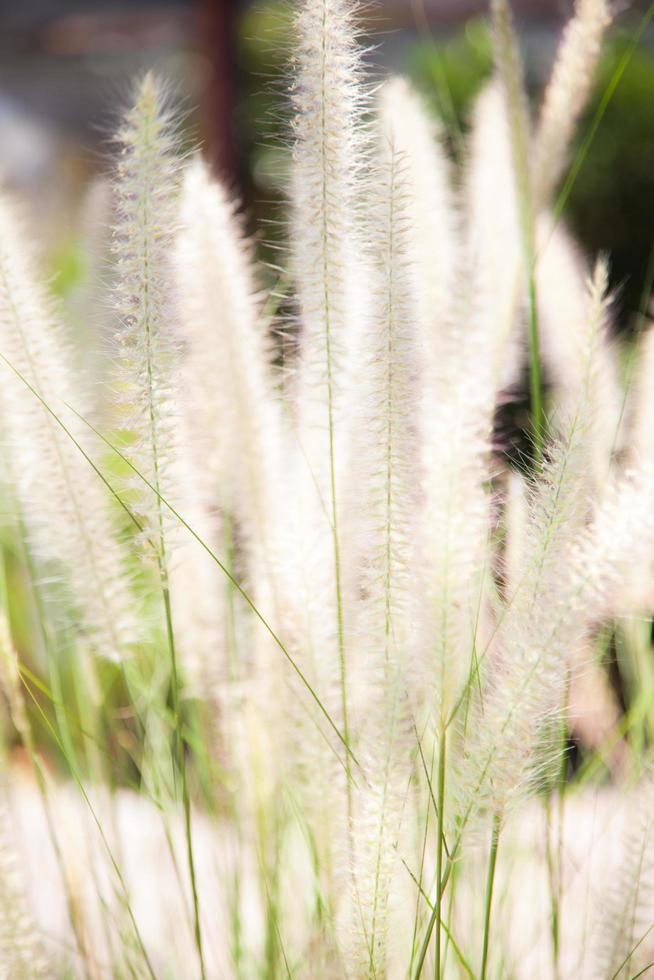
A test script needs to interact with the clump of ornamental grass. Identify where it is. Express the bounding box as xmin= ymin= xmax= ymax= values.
xmin=2 ymin=0 xmax=654 ymax=977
